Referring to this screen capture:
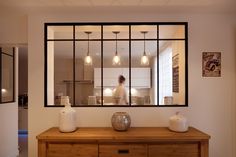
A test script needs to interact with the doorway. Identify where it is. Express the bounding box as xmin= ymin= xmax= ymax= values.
xmin=18 ymin=46 xmax=28 ymax=157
